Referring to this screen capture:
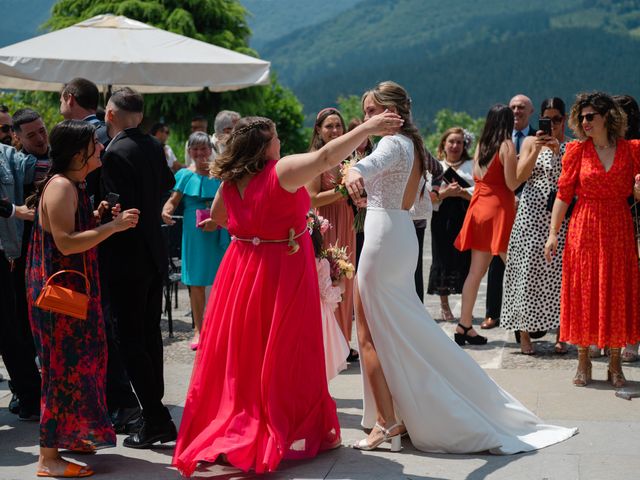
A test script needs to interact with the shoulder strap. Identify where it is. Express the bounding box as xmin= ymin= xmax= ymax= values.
xmin=39 ymin=175 xmax=86 ymax=281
